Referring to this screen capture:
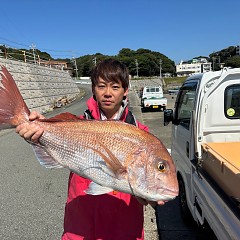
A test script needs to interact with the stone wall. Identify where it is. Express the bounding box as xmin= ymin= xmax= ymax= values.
xmin=0 ymin=58 xmax=81 ymax=113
